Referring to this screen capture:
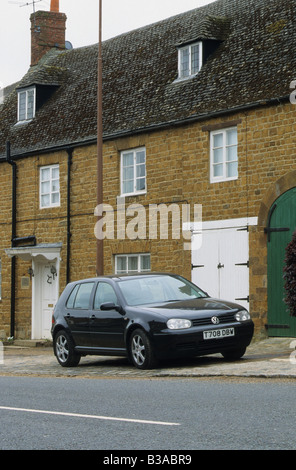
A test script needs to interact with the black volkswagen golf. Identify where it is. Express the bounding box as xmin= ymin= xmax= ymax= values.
xmin=51 ymin=273 xmax=254 ymax=369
